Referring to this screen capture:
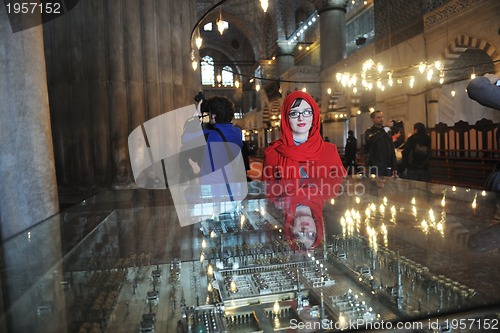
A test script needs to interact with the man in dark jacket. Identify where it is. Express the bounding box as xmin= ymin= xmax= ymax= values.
xmin=364 ymin=111 xmax=397 ymax=177
xmin=467 ymin=73 xmax=500 ymax=110
xmin=403 ymin=122 xmax=431 ymax=181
